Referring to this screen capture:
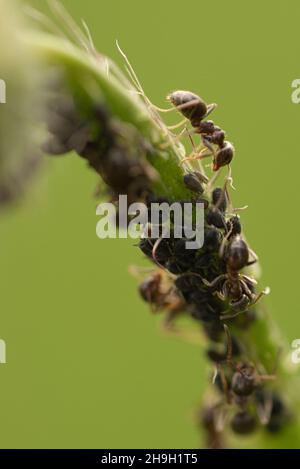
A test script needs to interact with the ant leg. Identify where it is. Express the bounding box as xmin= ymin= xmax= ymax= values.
xmin=202 ymin=274 xmax=227 ymax=289
xmin=151 ymin=233 xmax=171 ymax=270
xmin=222 ymin=165 xmax=235 ymax=212
xmin=163 ymin=318 xmax=206 ymax=345
xmin=128 ymin=265 xmax=156 ymax=279
xmin=179 ymin=141 xmax=214 ymax=165
xmin=247 ymin=247 xmax=259 ymax=266
xmin=257 ymin=390 xmax=274 ymax=425
xmin=185 ymin=127 xmax=207 ymax=175
xmin=214 ymin=406 xmax=229 ymax=434
xmin=259 ymin=374 xmax=276 ymax=382
xmin=152 ymin=98 xmax=202 ymax=114
xmin=242 ymin=275 xmax=257 ymax=285
xmin=179 ymin=151 xmax=212 ymax=166
xmin=208 ymin=173 xmax=221 ymax=193
xmin=160 ymin=127 xmax=195 ymax=150
xmin=240 ymin=279 xmax=256 ymax=299
xmin=220 ymin=310 xmax=242 ymax=321
xmin=223 ymin=324 xmax=233 ymax=364
xmin=247 ymin=260 xmax=257 ymax=267
xmin=251 ymin=287 xmax=270 ymax=306
xmin=231 ymin=205 xmax=249 ymax=214
xmin=219 ymin=228 xmax=233 ymax=259
xmin=216 ymin=291 xmax=226 ymax=301
xmin=202 ymin=136 xmax=216 ymax=158
xmin=216 ymin=363 xmax=231 ymax=404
